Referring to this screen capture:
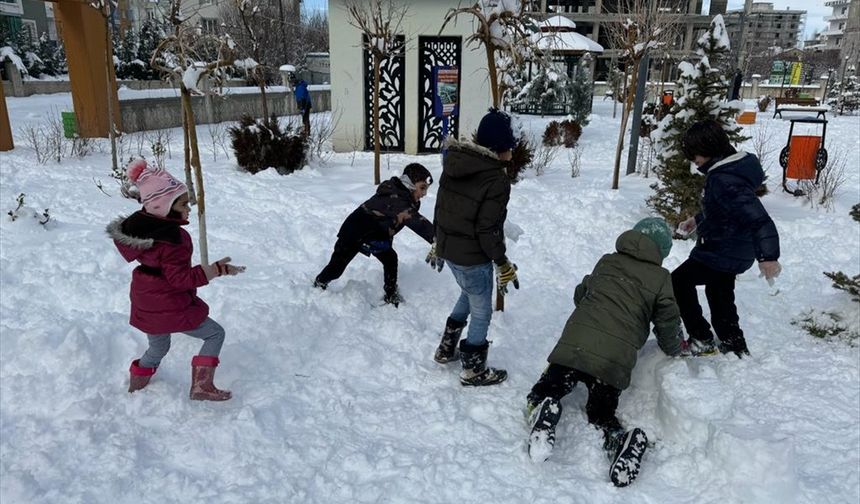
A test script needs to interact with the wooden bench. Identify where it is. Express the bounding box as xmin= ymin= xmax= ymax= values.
xmin=773 ymin=97 xmax=827 ymax=119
